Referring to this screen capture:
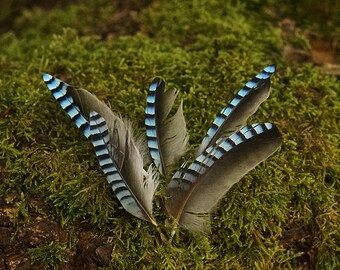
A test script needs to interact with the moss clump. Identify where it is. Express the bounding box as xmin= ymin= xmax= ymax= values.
xmin=0 ymin=0 xmax=339 ymax=269
xmin=28 ymin=241 xmax=69 ymax=267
